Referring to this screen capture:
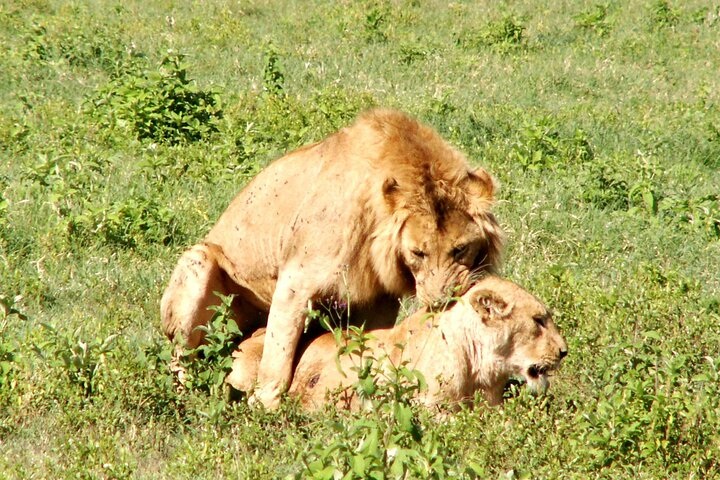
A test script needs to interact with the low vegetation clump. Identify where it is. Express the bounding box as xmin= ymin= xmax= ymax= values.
xmin=1 ymin=0 xmax=718 ymax=478
xmin=90 ymin=53 xmax=223 ymax=145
